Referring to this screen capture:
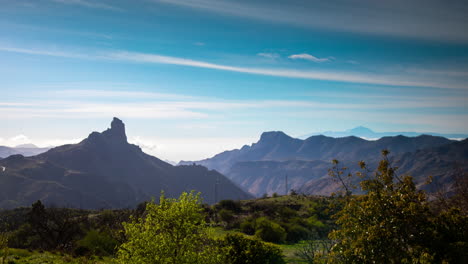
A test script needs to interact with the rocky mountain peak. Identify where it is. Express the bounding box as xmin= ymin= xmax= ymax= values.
xmin=259 ymin=131 xmax=290 ymax=143
xmin=102 ymin=117 xmax=127 ymax=143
